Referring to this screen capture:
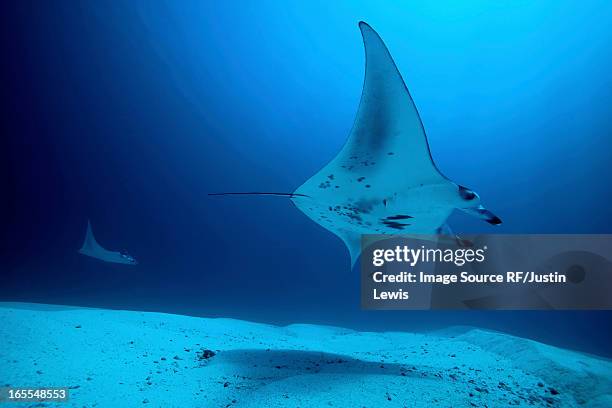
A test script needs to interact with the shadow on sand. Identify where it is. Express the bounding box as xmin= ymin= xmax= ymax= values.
xmin=209 ymin=348 xmax=433 ymax=381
